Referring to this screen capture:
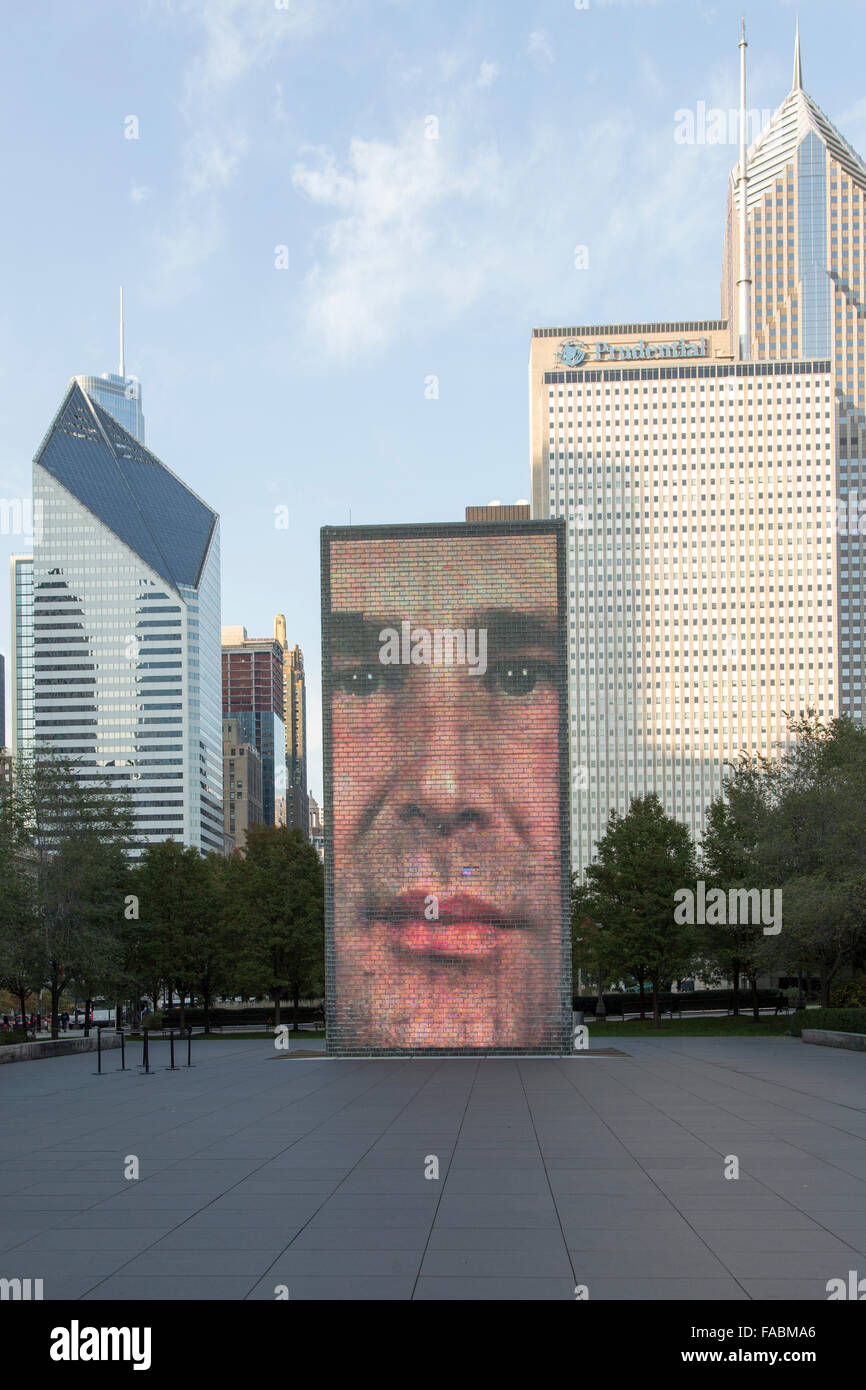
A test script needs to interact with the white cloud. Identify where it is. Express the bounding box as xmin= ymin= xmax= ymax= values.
xmin=129 ymin=183 xmax=151 ymax=203
xmin=477 ymin=60 xmax=498 ymax=89
xmin=150 ymin=0 xmax=327 ymax=297
xmin=527 ymin=30 xmax=555 ymax=69
xmin=291 ymin=124 xmax=505 ymax=359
